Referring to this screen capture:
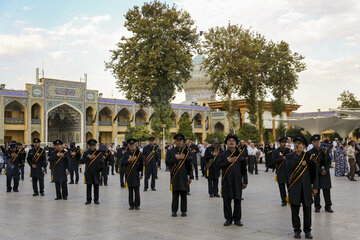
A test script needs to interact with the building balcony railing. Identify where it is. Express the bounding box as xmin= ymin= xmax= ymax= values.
xmin=31 ymin=119 xmax=41 ymax=124
xmin=135 ymin=122 xmax=147 ymax=126
xmin=99 ymin=121 xmax=112 ymax=126
xmin=86 ymin=121 xmax=94 ymax=126
xmin=5 ymin=118 xmax=24 ymax=124
xmin=118 ymin=122 xmax=130 ymax=126
xmin=194 ymin=125 xmax=203 ymax=129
